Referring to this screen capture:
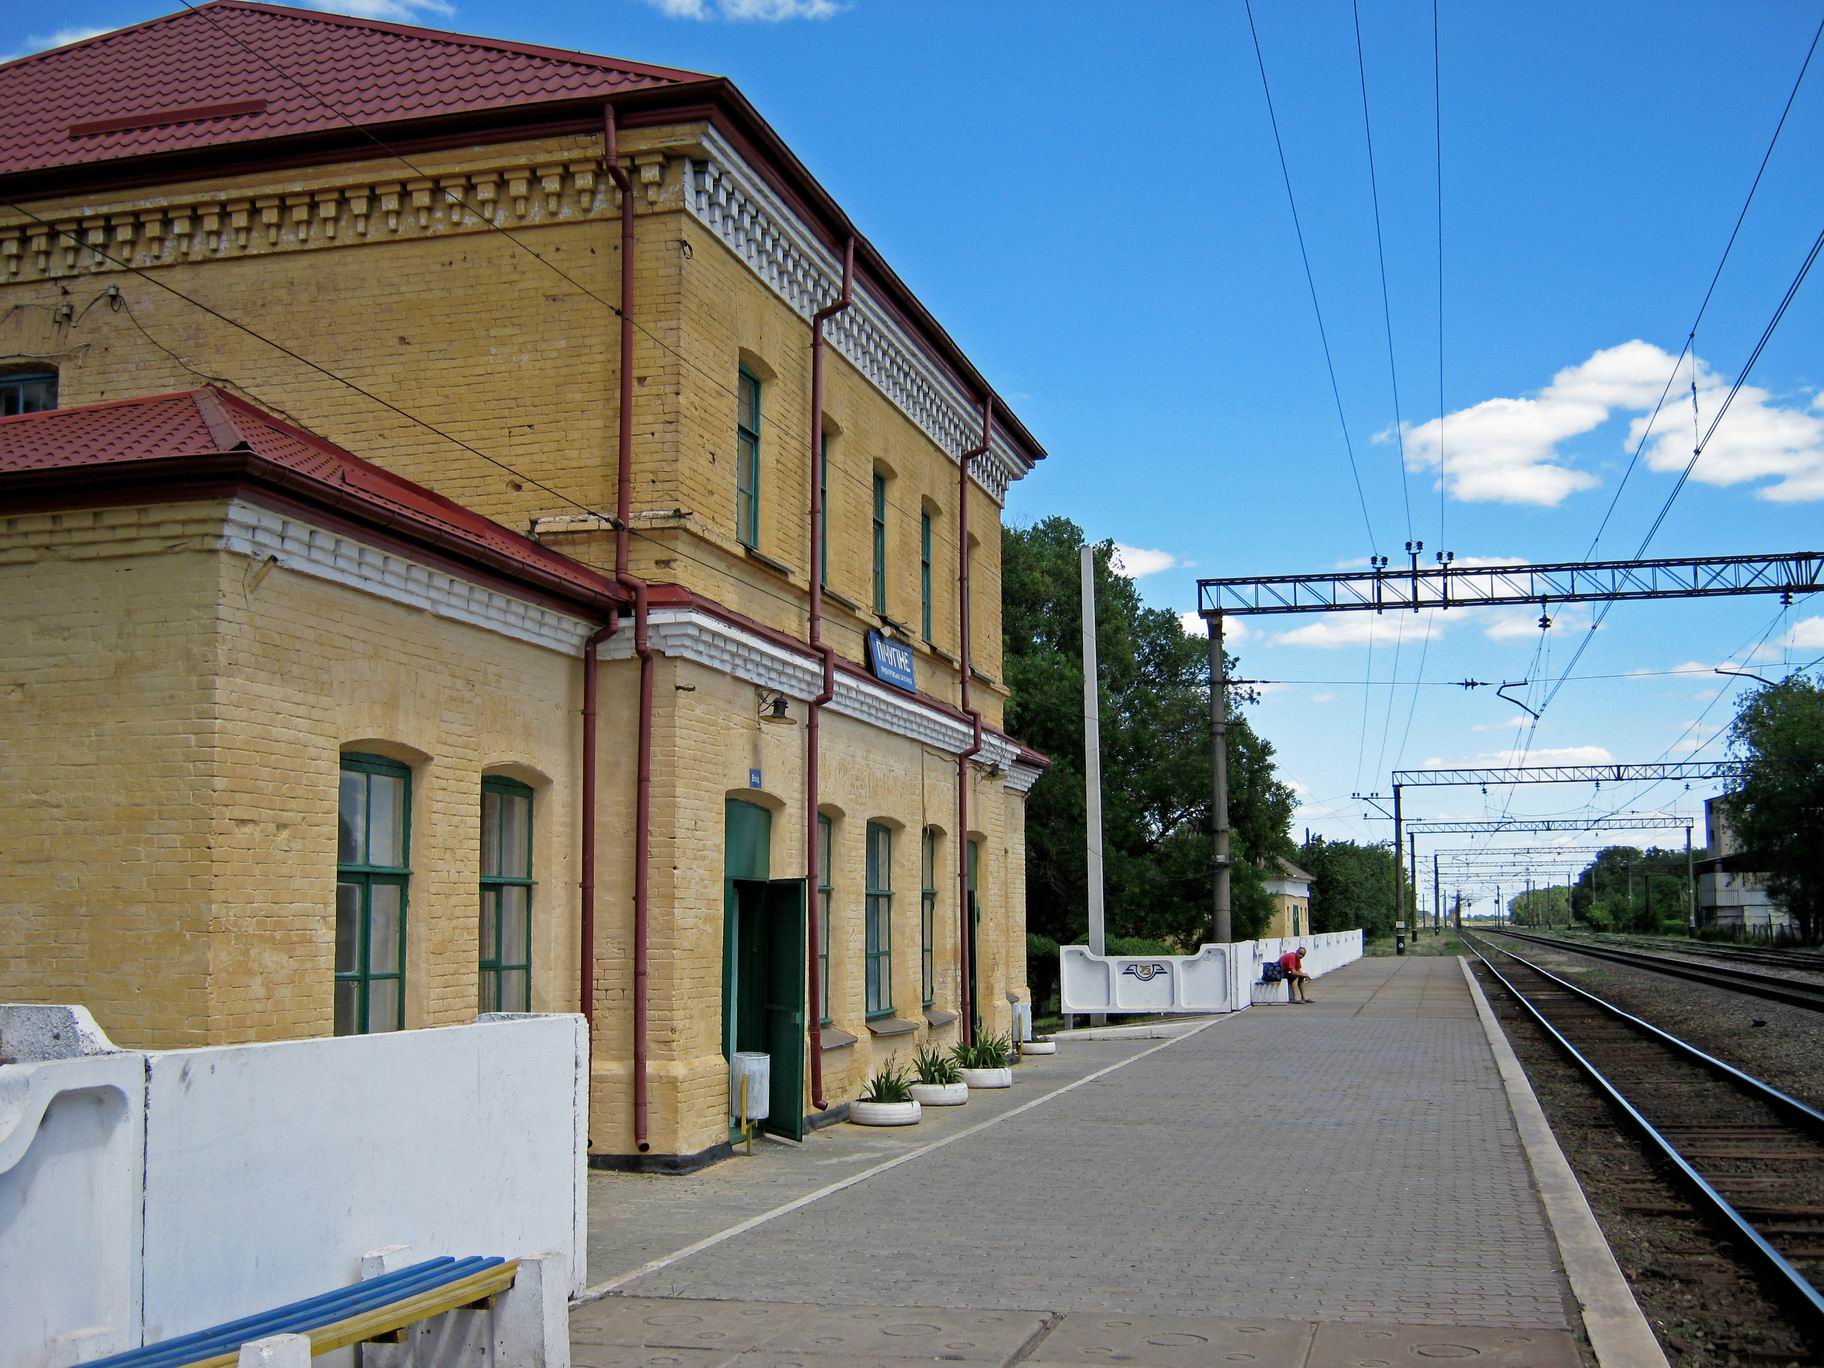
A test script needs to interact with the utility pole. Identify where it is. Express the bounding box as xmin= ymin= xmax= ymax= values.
xmin=1393 ymin=783 xmax=1406 ymax=954
xmin=1081 ymin=547 xmax=1106 ymax=959
xmin=1686 ymin=824 xmax=1696 ymax=930
xmin=1433 ymin=854 xmax=1441 ymax=938
xmin=1409 ymin=827 xmax=1420 ymax=943
xmin=1206 ymin=614 xmax=1231 ymax=944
